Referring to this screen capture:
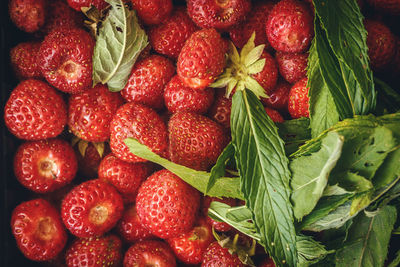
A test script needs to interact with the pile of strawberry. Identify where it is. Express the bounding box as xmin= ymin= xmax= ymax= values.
xmin=4 ymin=0 xmax=400 ymax=266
